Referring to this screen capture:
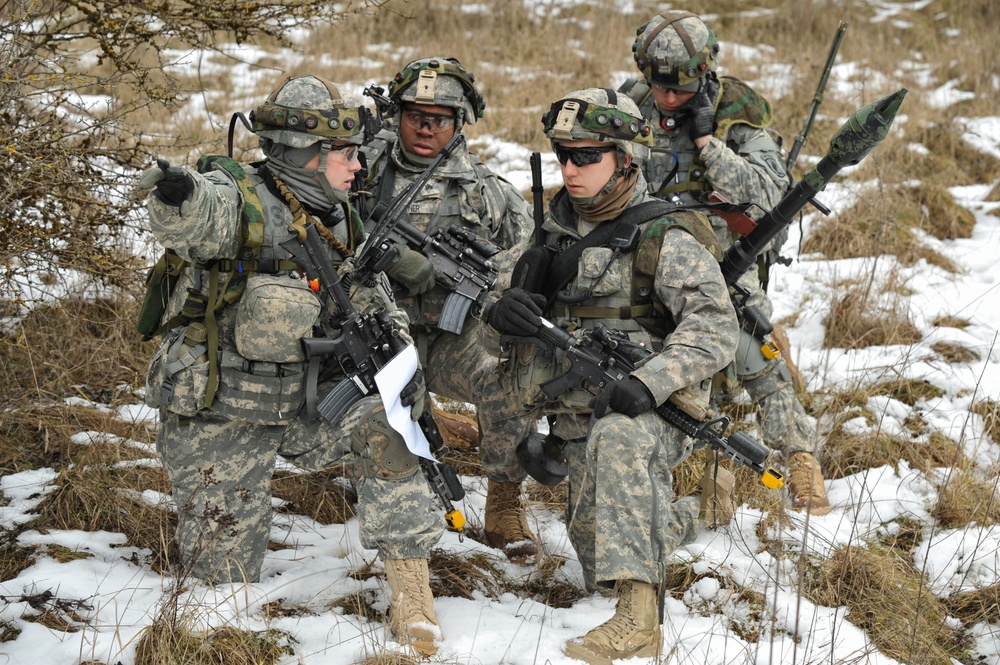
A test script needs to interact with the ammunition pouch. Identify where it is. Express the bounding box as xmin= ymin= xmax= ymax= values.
xmin=144 ymin=324 xmax=210 ymax=417
xmin=136 ymin=251 xmax=187 ymax=341
xmin=211 ymin=348 xmax=306 ymax=425
xmin=510 ymin=245 xmax=556 ymax=294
